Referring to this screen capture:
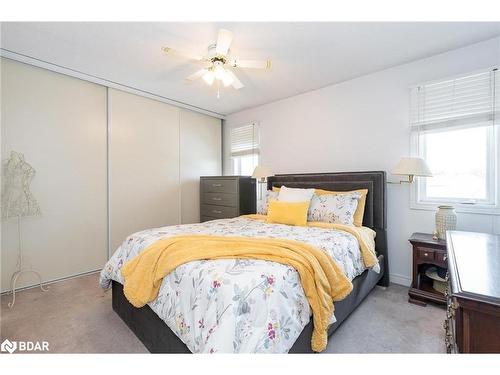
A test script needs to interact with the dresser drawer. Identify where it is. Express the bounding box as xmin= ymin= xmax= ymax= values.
xmin=417 ymin=247 xmax=435 ymax=261
xmin=202 ymin=192 xmax=238 ymax=207
xmin=200 ymin=215 xmax=217 ymax=223
xmin=201 ymin=204 xmax=238 ymax=219
xmin=202 ymin=178 xmax=238 ymax=193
